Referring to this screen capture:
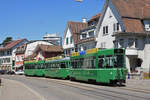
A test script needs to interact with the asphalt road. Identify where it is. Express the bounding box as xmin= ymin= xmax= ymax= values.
xmin=1 ymin=75 xmax=150 ymax=100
